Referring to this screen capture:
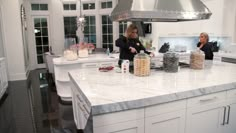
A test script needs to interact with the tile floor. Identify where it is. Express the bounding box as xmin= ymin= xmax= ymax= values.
xmin=0 ymin=69 xmax=83 ymax=133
